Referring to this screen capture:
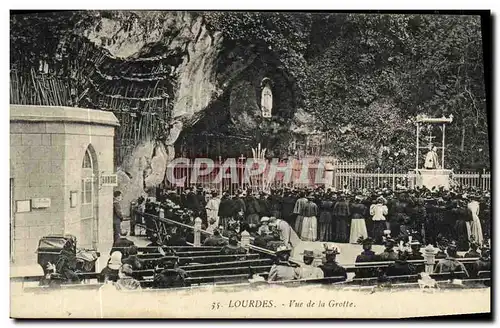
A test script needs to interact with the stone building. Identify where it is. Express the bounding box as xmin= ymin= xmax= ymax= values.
xmin=10 ymin=105 xmax=119 ymax=265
